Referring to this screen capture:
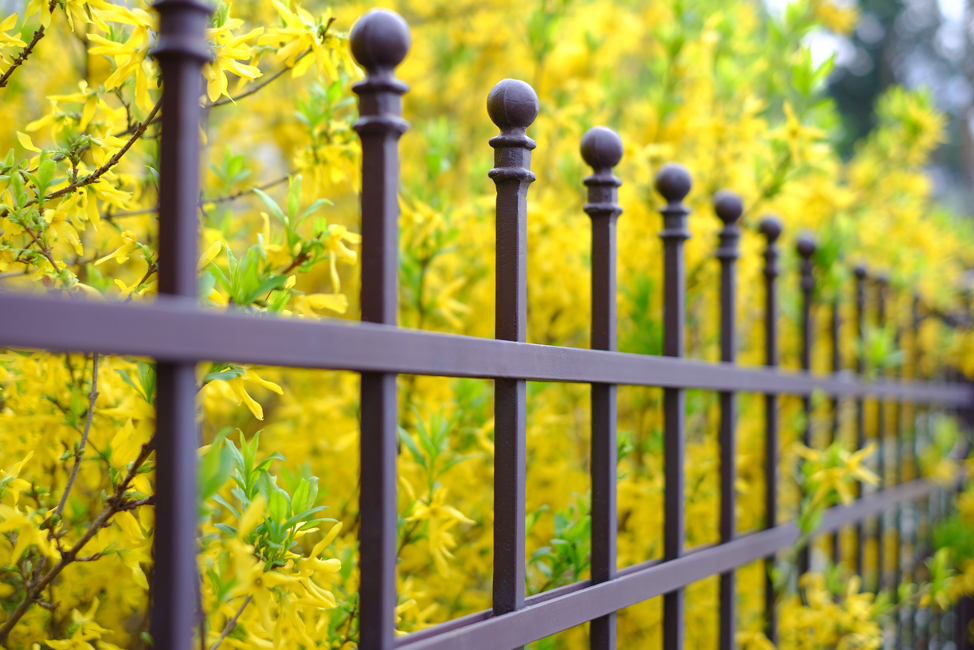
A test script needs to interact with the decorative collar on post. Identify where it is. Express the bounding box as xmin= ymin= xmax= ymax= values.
xmin=656 ymin=163 xmax=692 ymax=242
xmin=351 ymin=9 xmax=410 ymax=136
xmin=797 ymin=232 xmax=817 ymax=292
xmin=152 ymin=0 xmax=212 ymax=62
xmin=581 ymin=126 xmax=623 ymax=218
xmin=759 ymin=215 xmax=783 ymax=278
xmin=487 ymin=79 xmax=539 ymax=183
xmin=713 ymin=190 xmax=742 ymax=261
